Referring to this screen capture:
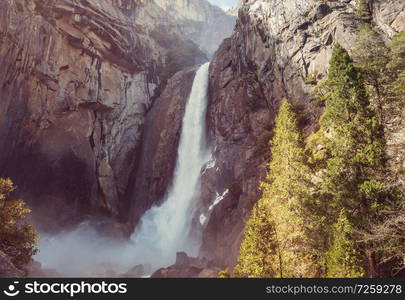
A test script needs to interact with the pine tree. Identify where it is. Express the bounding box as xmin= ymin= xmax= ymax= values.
xmin=265 ymin=100 xmax=322 ymax=277
xmin=318 ymin=44 xmax=385 ymax=213
xmin=353 ymin=27 xmax=404 ymax=122
xmin=355 ymin=0 xmax=371 ymax=19
xmin=353 ymin=24 xmax=390 ymax=122
xmin=235 ymin=100 xmax=321 ymax=278
xmin=0 ymin=178 xmax=39 ymax=270
xmin=326 ymin=210 xmax=365 ymax=277
xmin=386 ymin=32 xmax=405 ymax=105
xmin=234 ymin=199 xmax=278 ymax=278
xmin=312 ymin=44 xmax=387 ymax=277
